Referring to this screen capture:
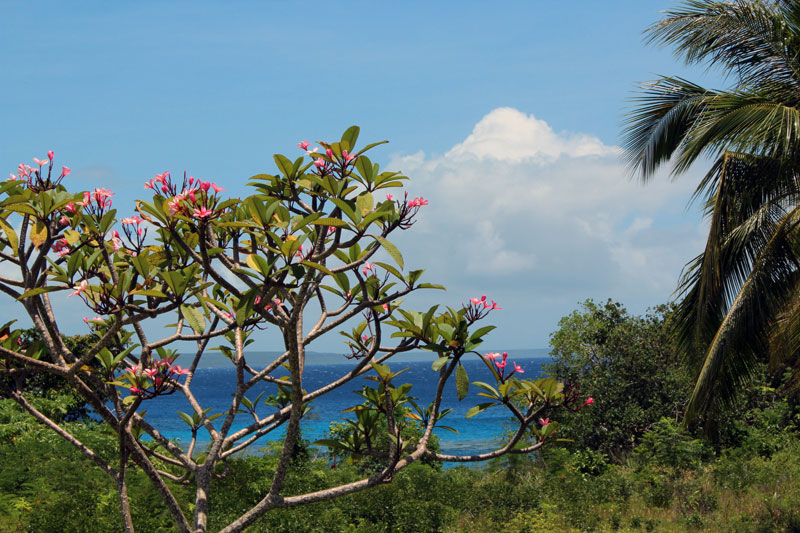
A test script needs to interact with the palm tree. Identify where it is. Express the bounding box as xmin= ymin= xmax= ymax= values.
xmin=624 ymin=0 xmax=800 ymax=420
